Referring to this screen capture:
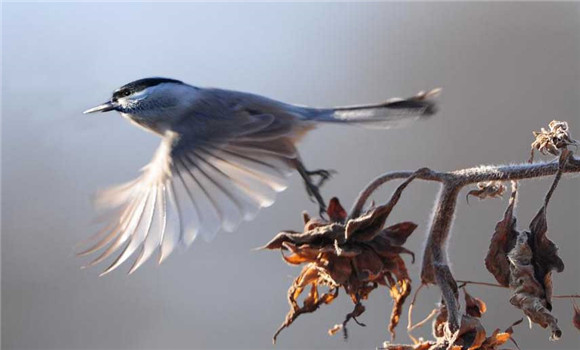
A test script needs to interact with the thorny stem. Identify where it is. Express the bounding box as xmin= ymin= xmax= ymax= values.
xmin=348 ymin=155 xmax=580 ymax=334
